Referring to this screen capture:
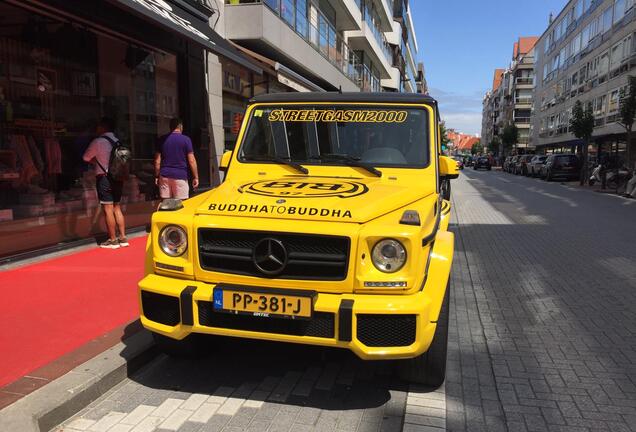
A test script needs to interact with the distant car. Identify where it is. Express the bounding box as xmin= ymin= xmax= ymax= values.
xmin=452 ymin=156 xmax=465 ymax=170
xmin=473 ymin=157 xmax=491 ymax=170
xmin=514 ymin=155 xmax=534 ymax=175
xmin=528 ymin=155 xmax=547 ymax=177
xmin=540 ymin=154 xmax=580 ymax=181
